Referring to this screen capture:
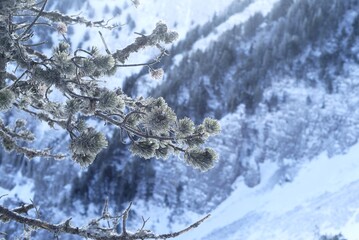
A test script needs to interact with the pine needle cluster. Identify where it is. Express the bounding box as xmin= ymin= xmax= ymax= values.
xmin=0 ymin=89 xmax=15 ymax=111
xmin=70 ymin=128 xmax=108 ymax=166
